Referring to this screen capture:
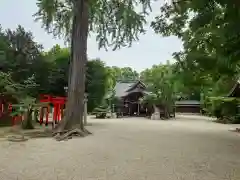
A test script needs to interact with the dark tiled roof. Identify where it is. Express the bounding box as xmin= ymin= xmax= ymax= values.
xmin=114 ymin=82 xmax=136 ymax=97
xmin=105 ymin=80 xmax=149 ymax=99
